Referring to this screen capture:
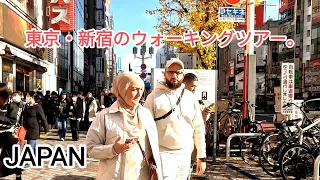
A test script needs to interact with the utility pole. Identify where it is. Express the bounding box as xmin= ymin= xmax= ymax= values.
xmin=243 ymin=0 xmax=256 ymax=119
